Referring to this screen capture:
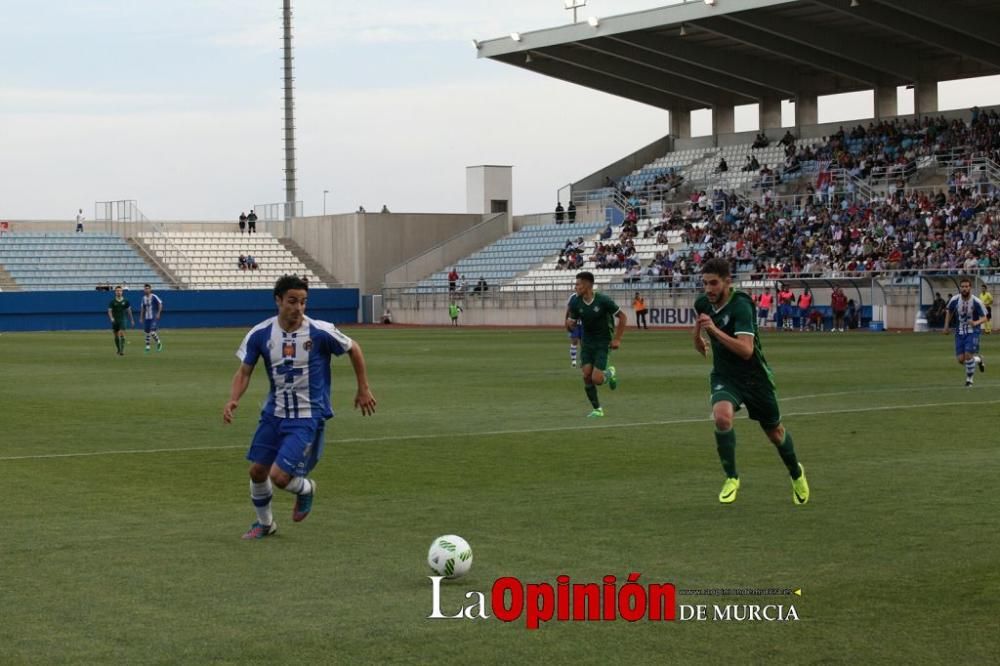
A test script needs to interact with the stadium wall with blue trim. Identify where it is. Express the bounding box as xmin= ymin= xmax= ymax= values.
xmin=0 ymin=289 xmax=359 ymax=332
